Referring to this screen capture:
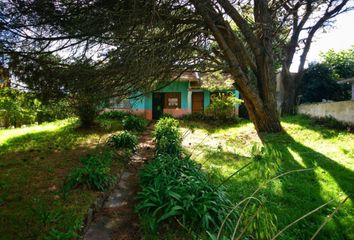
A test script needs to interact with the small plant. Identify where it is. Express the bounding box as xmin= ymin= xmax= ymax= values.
xmin=136 ymin=154 xmax=233 ymax=234
xmin=154 ymin=117 xmax=182 ymax=156
xmin=181 ymin=112 xmax=208 ymax=121
xmin=205 ymin=92 xmax=243 ymax=121
xmin=251 ymin=143 xmax=281 ymax=178
xmin=108 ymin=131 xmax=138 ymax=150
xmin=64 ymin=152 xmax=116 ymax=191
xmin=43 ymin=218 xmax=81 ymax=240
xmin=44 ymin=228 xmax=78 ymax=240
xmin=31 ymin=199 xmax=64 ymax=226
xmin=155 ymin=135 xmax=182 ymax=156
xmin=122 ymin=115 xmax=146 ymax=132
